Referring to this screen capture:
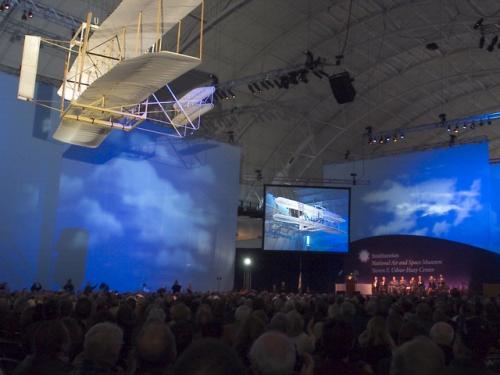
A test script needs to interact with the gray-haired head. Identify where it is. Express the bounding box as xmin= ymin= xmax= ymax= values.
xmin=390 ymin=336 xmax=444 ymax=375
xmin=84 ymin=322 xmax=123 ymax=367
xmin=430 ymin=322 xmax=454 ymax=347
xmin=249 ymin=331 xmax=295 ymax=375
